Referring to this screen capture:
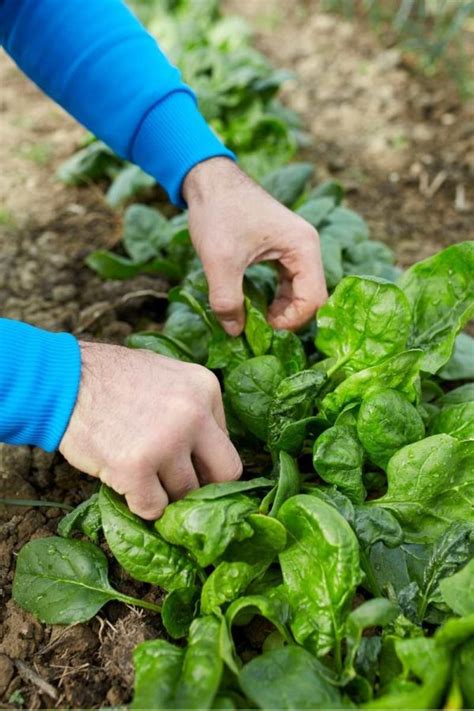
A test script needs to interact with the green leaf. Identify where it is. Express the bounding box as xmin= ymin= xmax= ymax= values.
xmin=353 ymin=506 xmax=403 ymax=549
xmin=441 ymin=559 xmax=474 ymax=616
xmin=399 ymin=241 xmax=474 ymax=374
xmin=374 ymin=435 xmax=474 ymax=543
xmin=344 ymin=599 xmax=399 ymax=682
xmin=206 ymin=330 xmax=250 ymax=372
xmin=155 ymin=493 xmax=258 ymax=567
xmin=132 ymin=616 xmax=224 ymax=710
xmin=364 ymin=637 xmax=451 ymax=709
xmin=162 ymin=587 xmax=200 ymax=639
xmin=56 ymin=141 xmax=120 ymax=185
xmin=278 ymin=495 xmax=361 ymax=658
xmin=260 ymin=162 xmax=313 ymax=206
xmin=163 ymin=307 xmax=210 ymax=364
xmin=98 ymin=486 xmax=197 ymax=590
xmin=320 ymin=234 xmax=344 ymax=289
xmin=226 ymin=355 xmax=286 ymax=441
xmin=126 ymin=331 xmax=193 ymax=362
xmin=297 ymin=197 xmax=336 ymax=228
xmin=105 ymin=164 xmax=155 ymax=207
xmin=437 ymin=383 xmax=474 ymax=405
xmin=313 ymin=424 xmax=366 ymax=503
xmin=244 ymin=297 xmax=273 ymax=356
xmin=132 ymin=640 xmax=183 ymax=710
xmin=270 ymin=329 xmax=307 ymax=375
xmin=185 ymin=477 xmax=273 ymax=501
xmin=201 ymin=515 xmax=287 ymax=614
xmin=239 ymin=646 xmax=343 ymax=709
xmin=86 ymin=250 xmax=182 ymax=281
xmin=12 ymin=537 xmax=159 ymax=624
xmin=357 ymin=389 xmax=425 ymax=469
xmin=430 ymin=400 xmax=474 ymax=440
xmin=308 ymin=179 xmax=344 ymax=204
xmin=57 ymin=493 xmax=101 ymax=543
xmin=321 ymin=349 xmax=423 ymax=419
xmin=316 ymin=276 xmax=411 ymax=375
xmin=438 ymin=332 xmax=474 ymax=381
xmin=416 ymin=522 xmax=474 ymax=621
xmin=323 ymin=206 xmax=370 ymax=244
xmin=122 ymin=203 xmax=171 ymax=262
xmin=268 ymin=370 xmax=325 ymax=448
